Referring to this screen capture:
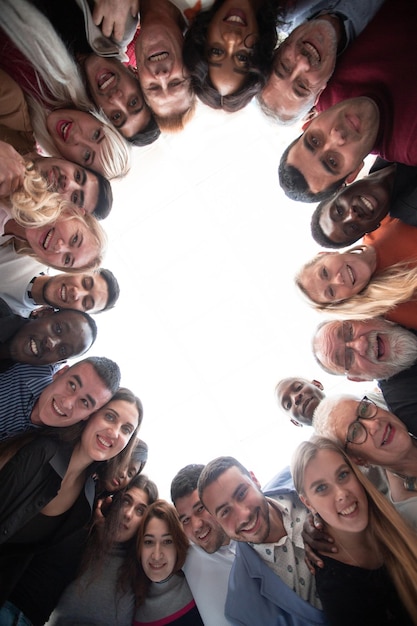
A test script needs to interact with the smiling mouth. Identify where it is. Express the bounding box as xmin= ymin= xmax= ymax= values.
xmin=224 ymin=11 xmax=247 ymax=26
xmin=60 ymin=284 xmax=67 ymax=302
xmin=359 ymin=196 xmax=374 ymax=216
xmin=97 ymin=70 xmax=116 ymax=91
xmin=303 ymin=41 xmax=320 ymax=65
xmin=197 ymin=527 xmax=210 ymax=541
xmin=346 ymin=264 xmax=355 ymax=285
xmin=57 ymin=120 xmax=72 ymax=142
xmin=30 ymin=338 xmax=39 ymax=356
xmin=345 ymin=114 xmax=361 ymax=134
xmin=376 ymin=335 xmax=385 ymax=359
xmin=97 ymin=435 xmax=112 ymax=448
xmin=52 ymin=399 xmax=66 ymax=417
xmin=339 ymin=502 xmax=357 ymax=516
xmin=148 ymin=51 xmax=169 ymax=62
xmin=42 ymin=229 xmax=54 ymax=251
xmin=381 ymin=424 xmax=393 ymax=446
